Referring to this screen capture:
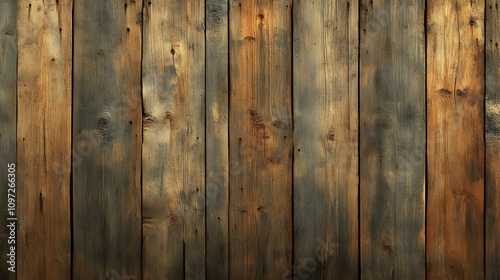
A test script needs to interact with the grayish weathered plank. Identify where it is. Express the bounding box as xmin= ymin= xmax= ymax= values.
xmin=206 ymin=0 xmax=229 ymax=278
xmin=360 ymin=0 xmax=426 ymax=278
xmin=72 ymin=0 xmax=142 ymax=278
xmin=293 ymin=0 xmax=359 ymax=278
